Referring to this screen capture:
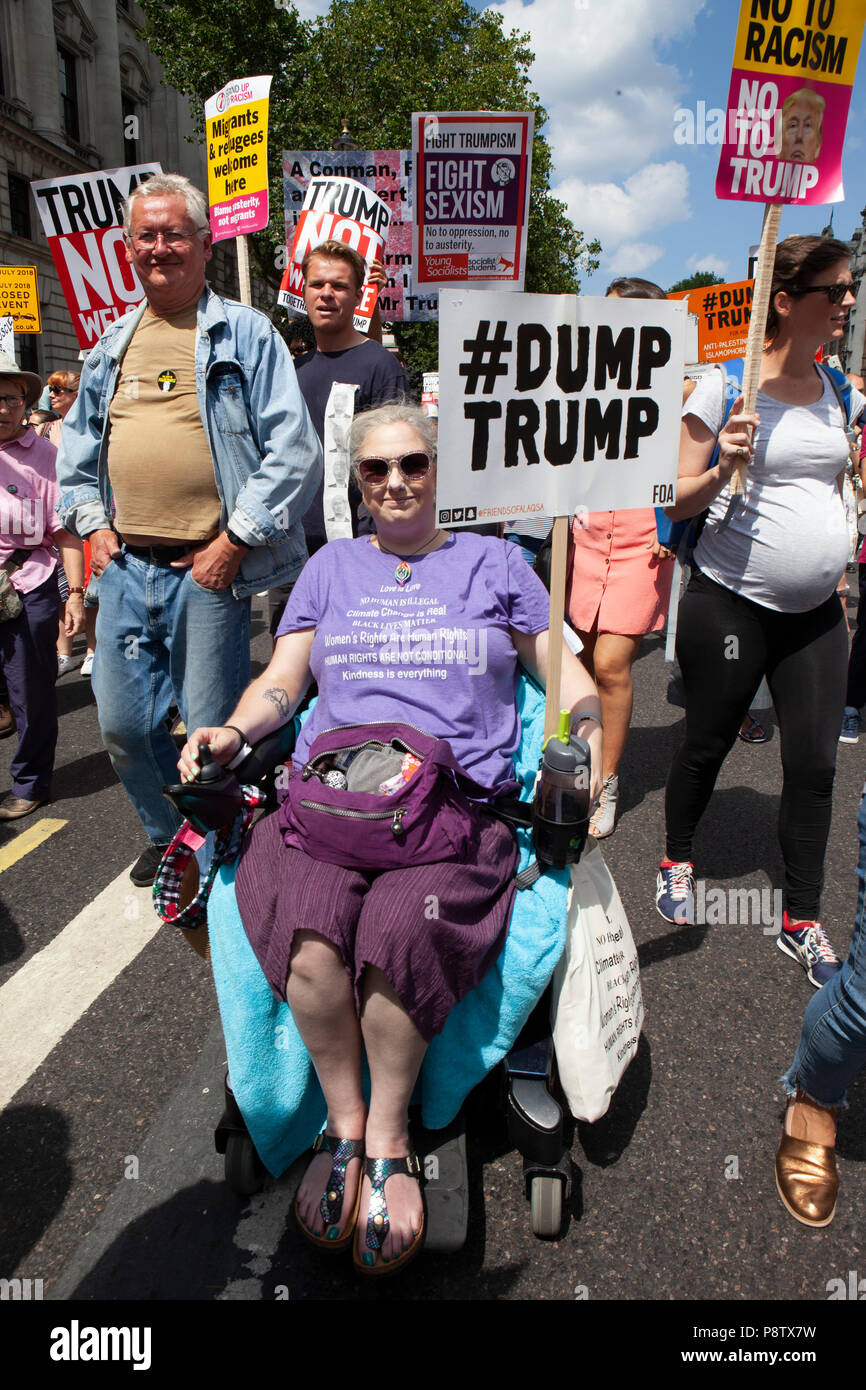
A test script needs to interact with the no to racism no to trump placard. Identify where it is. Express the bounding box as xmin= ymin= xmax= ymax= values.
xmin=715 ymin=0 xmax=866 ymax=205
xmin=436 ymin=292 xmax=687 ymax=524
